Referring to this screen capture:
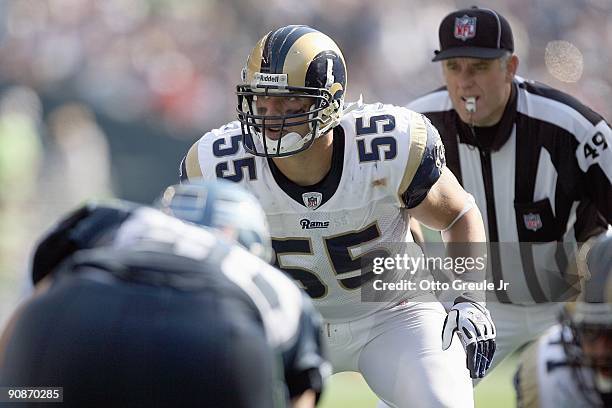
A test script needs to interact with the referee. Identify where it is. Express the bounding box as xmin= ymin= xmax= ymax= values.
xmin=407 ymin=6 xmax=611 ymax=372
